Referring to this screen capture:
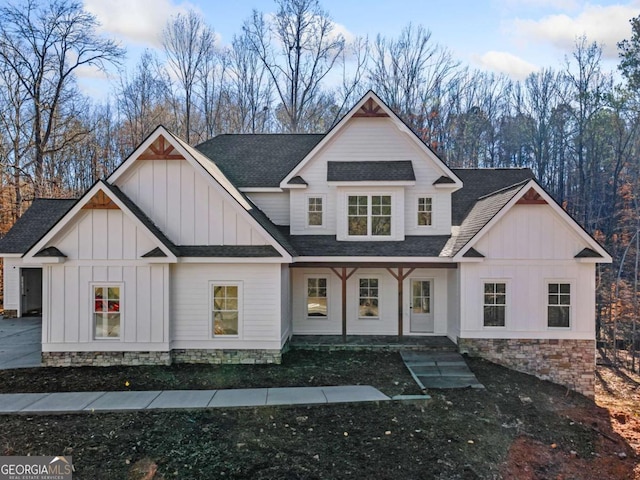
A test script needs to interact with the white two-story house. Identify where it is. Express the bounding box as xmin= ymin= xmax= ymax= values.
xmin=0 ymin=91 xmax=610 ymax=397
